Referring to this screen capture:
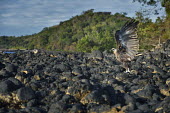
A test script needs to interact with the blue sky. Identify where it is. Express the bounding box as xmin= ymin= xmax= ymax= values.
xmin=0 ymin=0 xmax=165 ymax=36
